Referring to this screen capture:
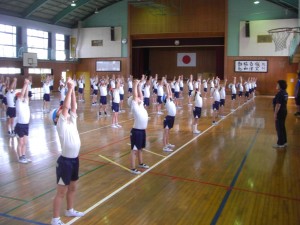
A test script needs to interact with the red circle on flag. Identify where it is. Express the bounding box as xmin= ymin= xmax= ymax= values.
xmin=182 ymin=55 xmax=191 ymax=64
